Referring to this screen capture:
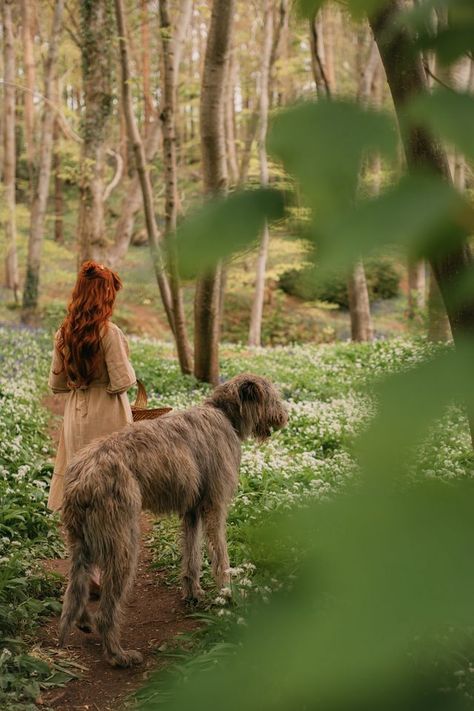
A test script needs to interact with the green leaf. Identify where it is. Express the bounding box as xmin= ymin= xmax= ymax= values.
xmin=312 ymin=173 xmax=470 ymax=270
xmin=175 ymin=189 xmax=286 ymax=279
xmin=406 ymin=90 xmax=474 ymax=162
xmin=269 ymin=100 xmax=397 ymax=218
xmin=357 ymin=340 xmax=474 ymax=476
